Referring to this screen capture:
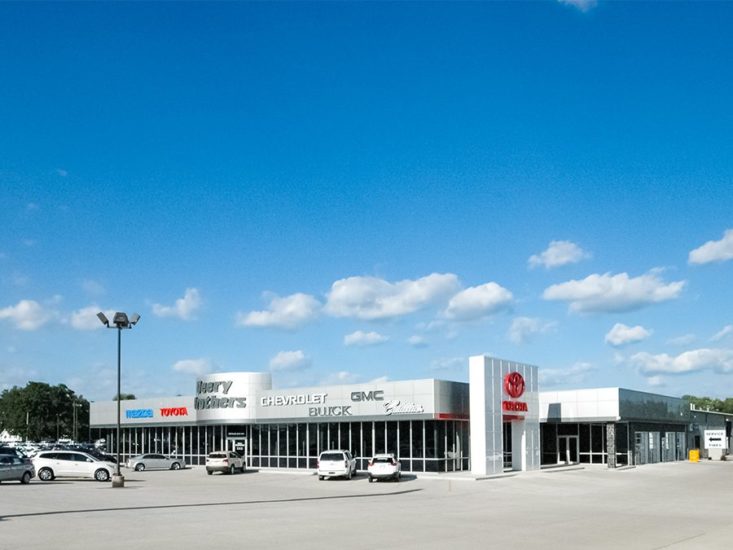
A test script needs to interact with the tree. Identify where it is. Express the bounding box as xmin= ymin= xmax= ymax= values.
xmin=683 ymin=394 xmax=732 ymax=413
xmin=0 ymin=382 xmax=89 ymax=442
xmin=112 ymin=393 xmax=136 ymax=401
